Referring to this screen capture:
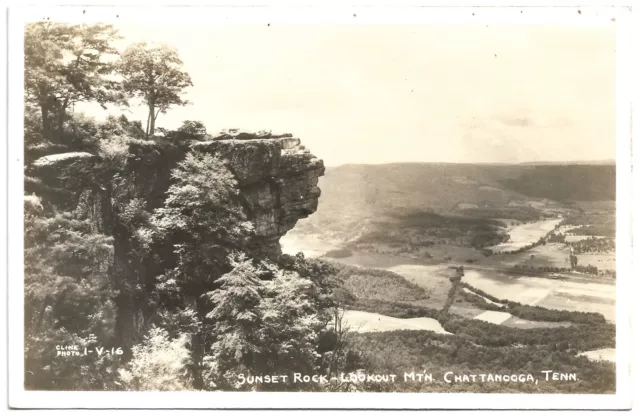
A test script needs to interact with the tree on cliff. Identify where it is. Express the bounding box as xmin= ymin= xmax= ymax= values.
xmin=118 ymin=42 xmax=193 ymax=137
xmin=202 ymin=253 xmax=321 ymax=391
xmin=24 ymin=23 xmax=124 ymax=142
xmin=150 ymin=151 xmax=253 ymax=291
xmin=158 ymin=120 xmax=208 ymax=143
xmin=146 ymin=151 xmax=254 ymax=387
